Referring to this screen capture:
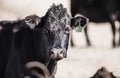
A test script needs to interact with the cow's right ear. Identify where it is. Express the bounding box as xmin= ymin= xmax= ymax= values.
xmin=25 ymin=15 xmax=41 ymax=29
xmin=71 ymin=14 xmax=89 ymax=29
